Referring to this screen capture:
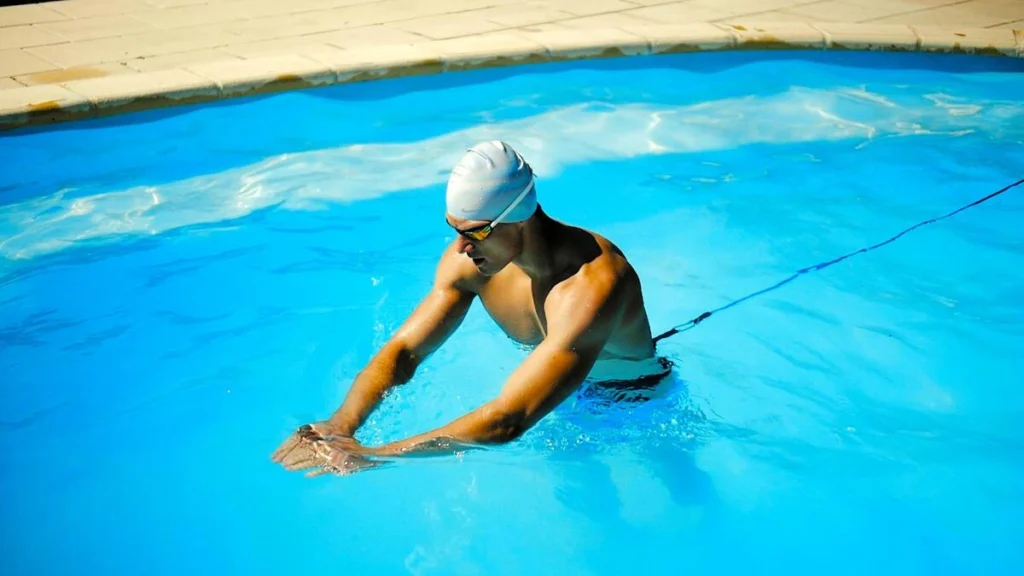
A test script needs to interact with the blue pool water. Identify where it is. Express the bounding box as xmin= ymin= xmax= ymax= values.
xmin=2 ymin=50 xmax=1023 ymax=575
